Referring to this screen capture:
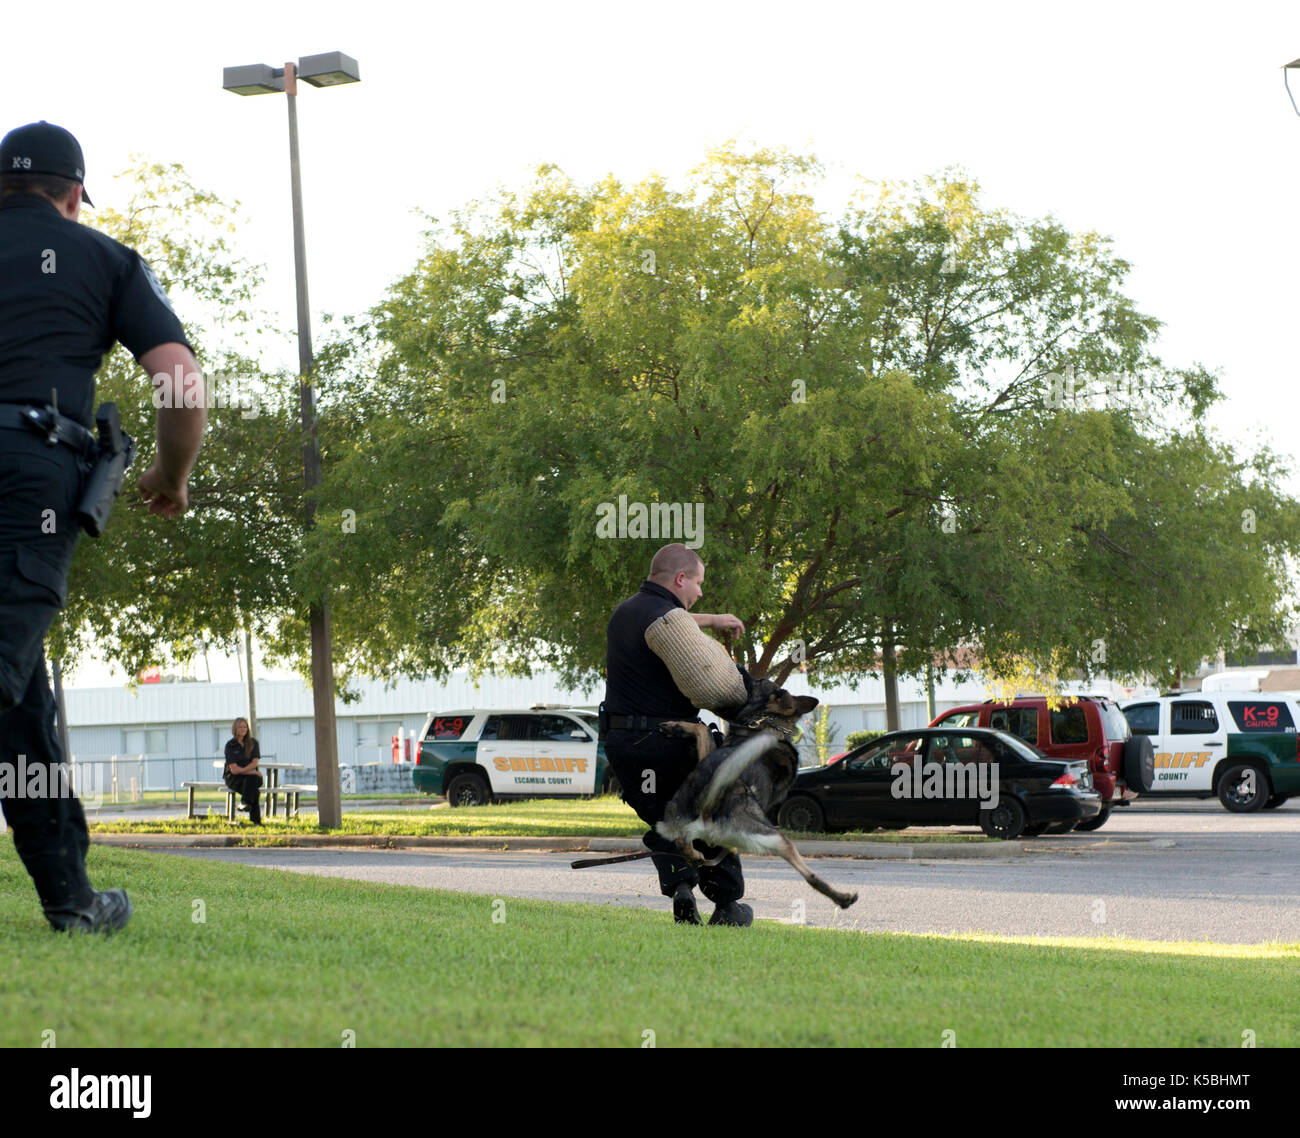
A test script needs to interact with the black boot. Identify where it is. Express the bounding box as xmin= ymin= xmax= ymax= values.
xmin=45 ymin=888 xmax=133 ymax=934
xmin=708 ymin=900 xmax=753 ymax=927
xmin=672 ymin=883 xmax=701 ymax=924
